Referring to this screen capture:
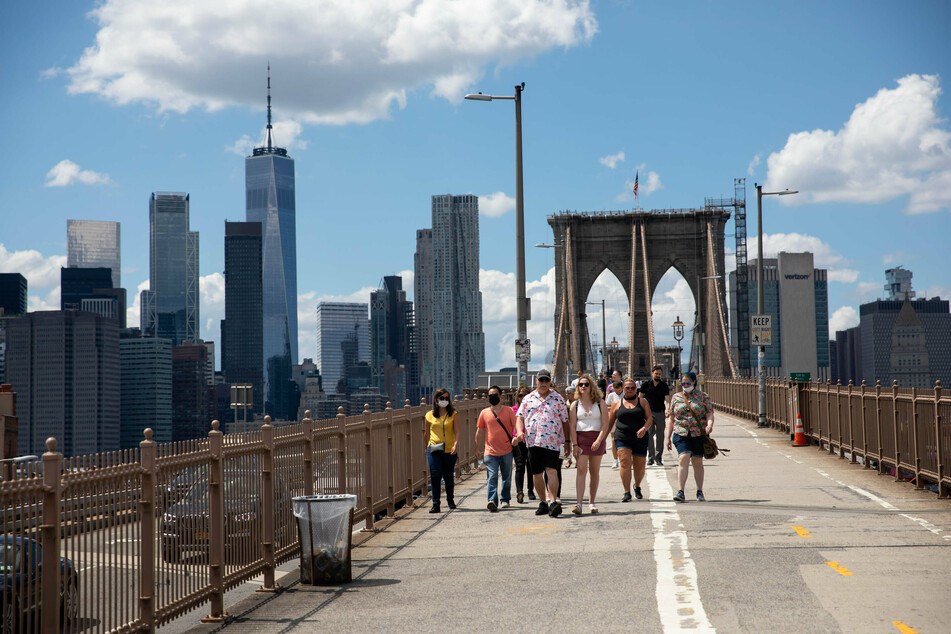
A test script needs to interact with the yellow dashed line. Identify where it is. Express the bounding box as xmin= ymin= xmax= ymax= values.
xmin=825 ymin=561 xmax=853 ymax=576
xmin=791 ymin=525 xmax=813 ymax=538
xmin=892 ymin=621 xmax=918 ymax=633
